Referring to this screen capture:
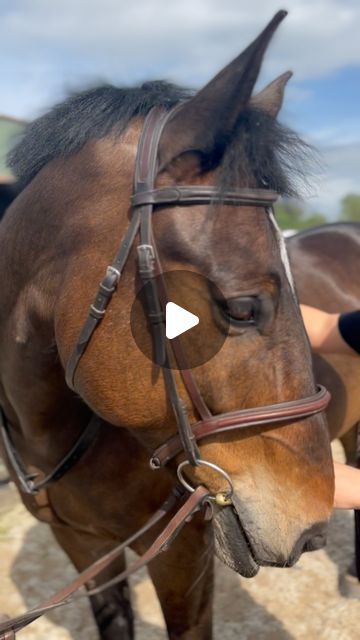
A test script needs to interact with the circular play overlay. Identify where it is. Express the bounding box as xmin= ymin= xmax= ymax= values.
xmin=130 ymin=270 xmax=230 ymax=369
